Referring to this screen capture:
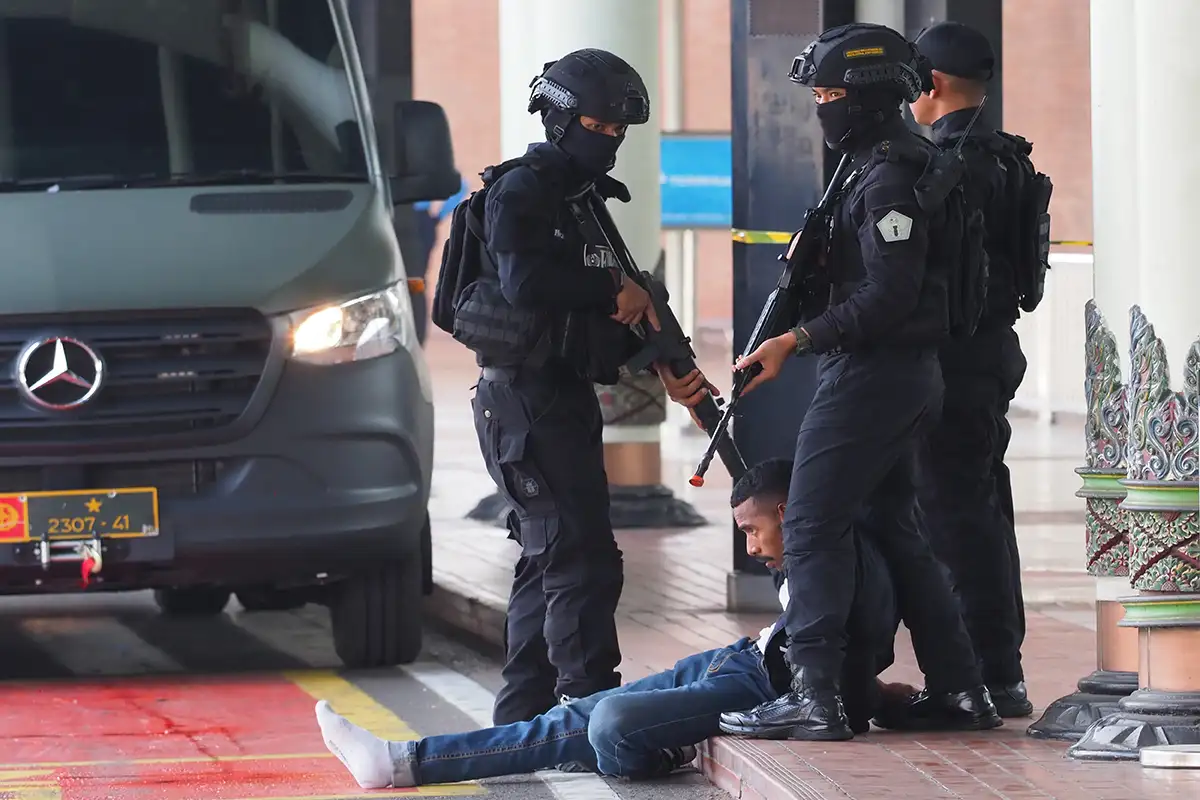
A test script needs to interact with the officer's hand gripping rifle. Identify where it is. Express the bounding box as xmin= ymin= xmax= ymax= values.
xmin=688 ymin=151 xmax=857 ymax=487
xmin=568 ymin=186 xmax=750 ymax=483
